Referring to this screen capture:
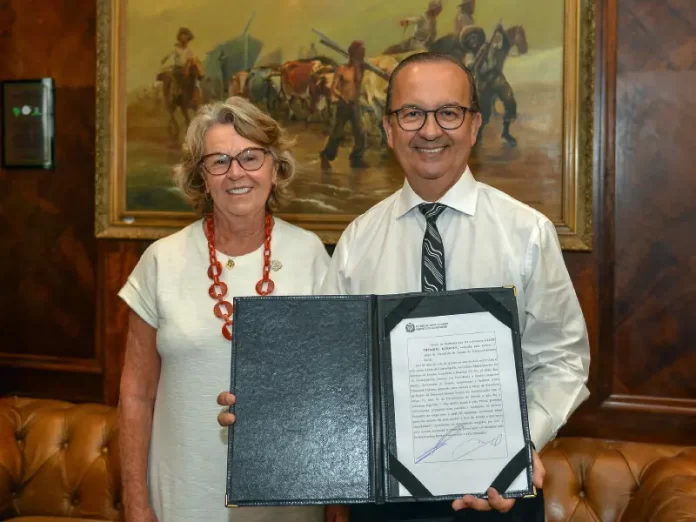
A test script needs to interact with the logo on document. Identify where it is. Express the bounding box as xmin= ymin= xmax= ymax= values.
xmin=405 ymin=323 xmax=415 ymax=333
